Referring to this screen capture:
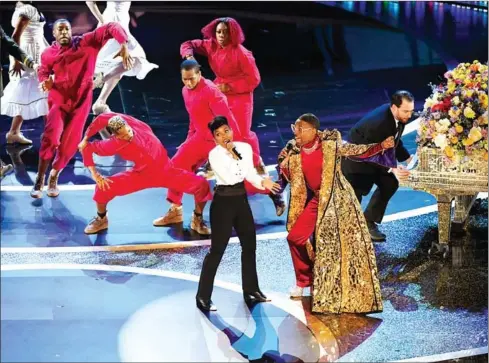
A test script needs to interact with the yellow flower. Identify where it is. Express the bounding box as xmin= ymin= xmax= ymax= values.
xmin=449 ymin=107 xmax=462 ymax=118
xmin=455 ymin=124 xmax=464 ymax=133
xmin=464 ymin=89 xmax=474 ymax=98
xmin=450 ymin=136 xmax=459 ymax=144
xmin=447 ymin=83 xmax=456 ymax=94
xmin=462 ymin=138 xmax=474 ymax=146
xmin=483 ymin=83 xmax=488 ymax=90
xmin=479 ymin=93 xmax=488 ymax=108
xmin=464 ymin=107 xmax=476 ymax=119
xmin=452 ymin=96 xmax=461 ymax=105
xmin=444 ymin=146 xmax=455 ymax=158
xmin=468 ymin=126 xmax=483 ymax=143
